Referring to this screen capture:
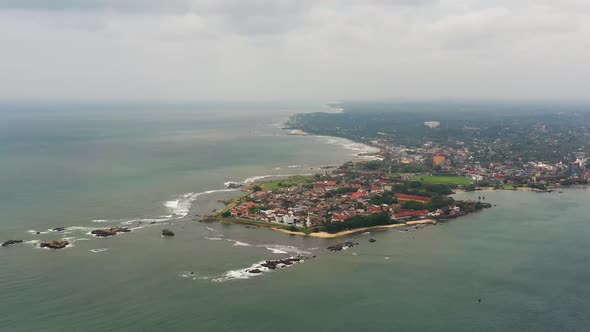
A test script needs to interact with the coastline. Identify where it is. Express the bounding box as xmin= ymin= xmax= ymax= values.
xmin=217 ymin=215 xmax=436 ymax=238
xmin=271 ymin=219 xmax=436 ymax=238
